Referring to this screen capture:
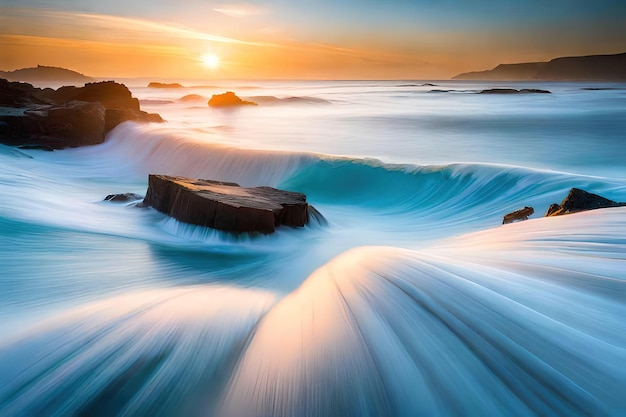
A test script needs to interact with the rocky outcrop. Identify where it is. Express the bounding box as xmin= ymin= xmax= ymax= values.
xmin=545 ymin=188 xmax=626 ymax=217
xmin=208 ymin=91 xmax=257 ymax=107
xmin=503 ymin=206 xmax=534 ymax=224
xmin=0 ymin=79 xmax=163 ymax=149
xmin=479 ymin=88 xmax=551 ymax=94
xmin=143 ymin=175 xmax=316 ymax=234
